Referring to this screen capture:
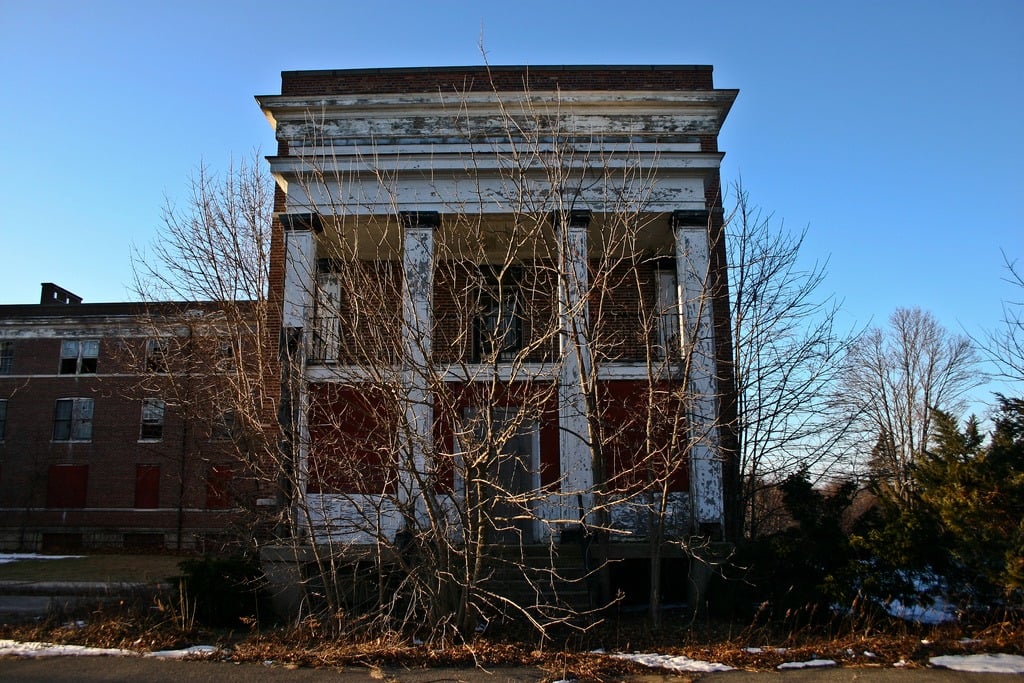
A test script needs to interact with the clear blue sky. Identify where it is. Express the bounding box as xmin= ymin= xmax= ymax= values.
xmin=2 ymin=1 xmax=1021 ymax=399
